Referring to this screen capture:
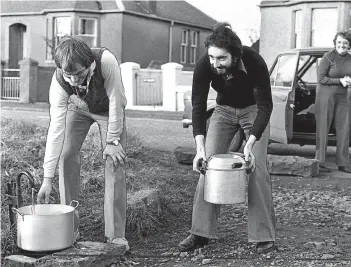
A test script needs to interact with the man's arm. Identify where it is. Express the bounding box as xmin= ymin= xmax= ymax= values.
xmin=101 ymin=50 xmax=127 ymax=143
xmin=43 ymin=73 xmax=69 ymax=178
xmin=192 ymin=56 xmax=211 ymax=138
xmin=191 ymin=56 xmax=211 ymax=172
